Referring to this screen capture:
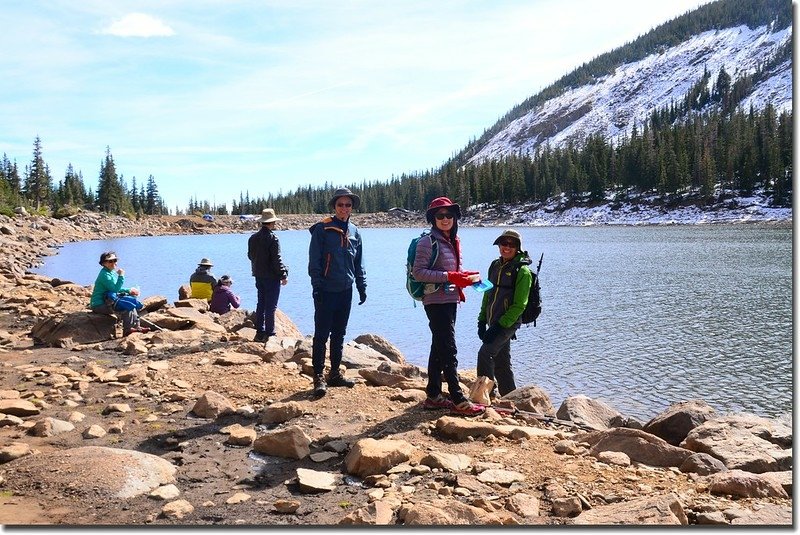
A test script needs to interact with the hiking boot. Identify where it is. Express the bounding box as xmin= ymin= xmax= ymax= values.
xmin=313 ymin=375 xmax=327 ymax=397
xmin=327 ymin=374 xmax=355 ymax=388
xmin=422 ymin=394 xmax=454 ymax=410
xmin=124 ymin=326 xmax=150 ymax=336
xmin=451 ymin=400 xmax=485 ymax=417
xmin=253 ymin=332 xmax=266 ymax=343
